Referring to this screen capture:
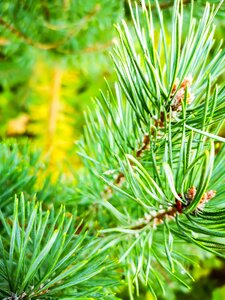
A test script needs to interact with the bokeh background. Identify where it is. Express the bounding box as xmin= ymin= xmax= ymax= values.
xmin=0 ymin=1 xmax=225 ymax=299
xmin=0 ymin=0 xmax=125 ymax=174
